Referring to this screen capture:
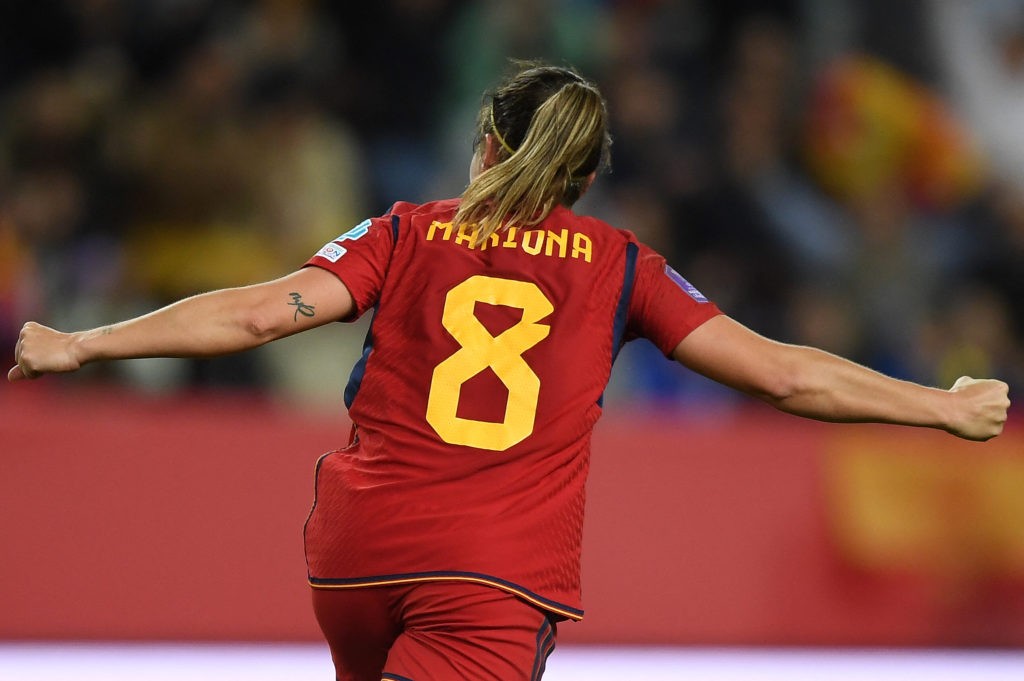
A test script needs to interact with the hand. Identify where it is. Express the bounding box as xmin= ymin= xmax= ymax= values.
xmin=946 ymin=376 xmax=1011 ymax=441
xmin=8 ymin=322 xmax=82 ymax=382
